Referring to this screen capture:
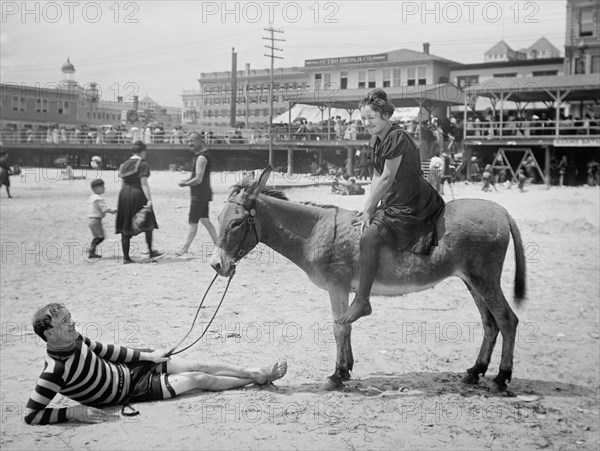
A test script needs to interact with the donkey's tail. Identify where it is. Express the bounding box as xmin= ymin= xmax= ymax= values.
xmin=508 ymin=214 xmax=527 ymax=305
